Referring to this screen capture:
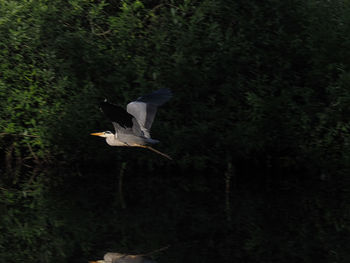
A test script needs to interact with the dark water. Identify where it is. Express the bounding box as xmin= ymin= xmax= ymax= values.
xmin=0 ymin=163 xmax=349 ymax=263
